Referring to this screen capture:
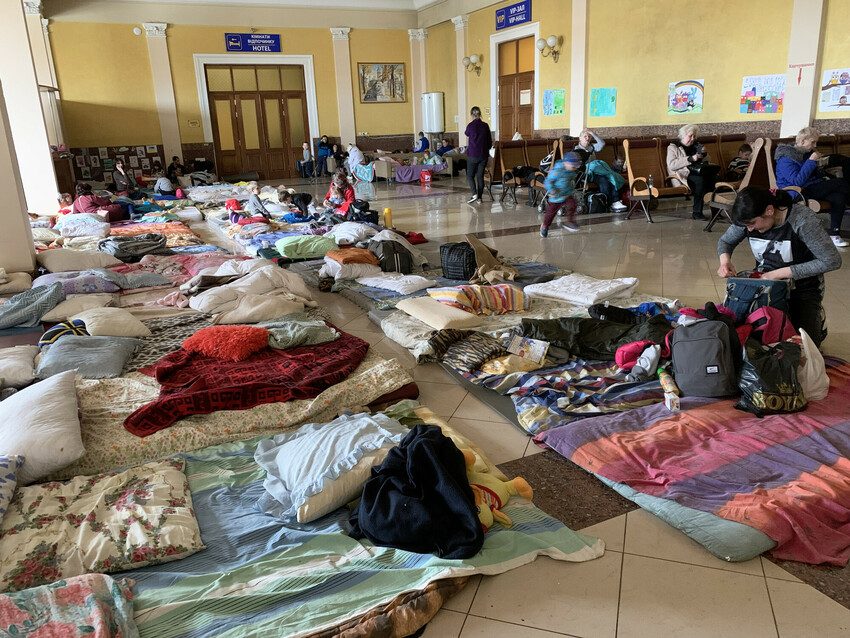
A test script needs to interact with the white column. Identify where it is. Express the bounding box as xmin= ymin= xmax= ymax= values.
xmin=0 ymin=81 xmax=36 ymax=273
xmin=143 ymin=23 xmax=182 ymax=162
xmin=452 ymin=15 xmax=468 ymax=139
xmin=408 ymin=29 xmax=428 ymax=136
xmin=780 ymin=0 xmax=825 ymax=137
xmin=0 ymin=0 xmax=58 ymax=214
xmin=569 ymin=0 xmax=588 ymax=136
xmin=330 ymin=27 xmax=357 ymax=145
xmin=24 ymin=2 xmax=64 ymax=147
